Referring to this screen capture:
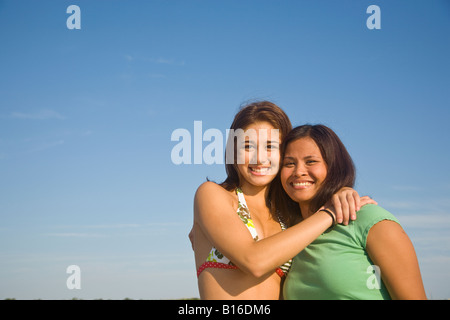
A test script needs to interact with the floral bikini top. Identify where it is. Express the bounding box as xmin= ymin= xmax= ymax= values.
xmin=197 ymin=188 xmax=292 ymax=278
